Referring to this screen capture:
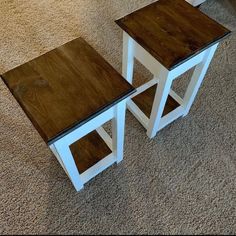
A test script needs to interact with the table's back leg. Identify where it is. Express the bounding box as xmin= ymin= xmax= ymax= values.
xmin=122 ymin=32 xmax=135 ymax=84
xmin=112 ymin=100 xmax=127 ymax=164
